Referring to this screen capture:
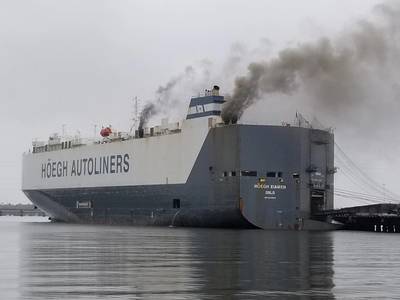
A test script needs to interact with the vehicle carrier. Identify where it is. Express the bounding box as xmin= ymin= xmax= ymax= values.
xmin=22 ymin=86 xmax=336 ymax=230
